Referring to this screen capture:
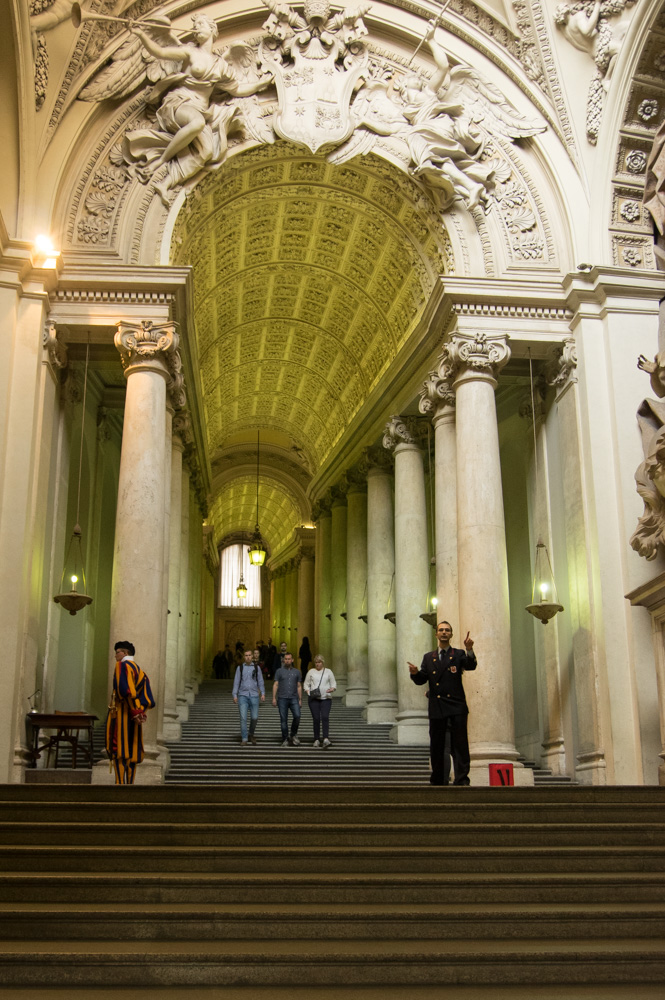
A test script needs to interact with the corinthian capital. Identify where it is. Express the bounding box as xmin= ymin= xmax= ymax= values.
xmin=443 ymin=332 xmax=510 ymax=384
xmin=358 ymin=445 xmax=393 ymax=475
xmin=382 ymin=414 xmax=428 ymax=452
xmin=115 ymin=320 xmax=179 ymax=376
xmin=419 ymin=370 xmax=455 ymax=416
